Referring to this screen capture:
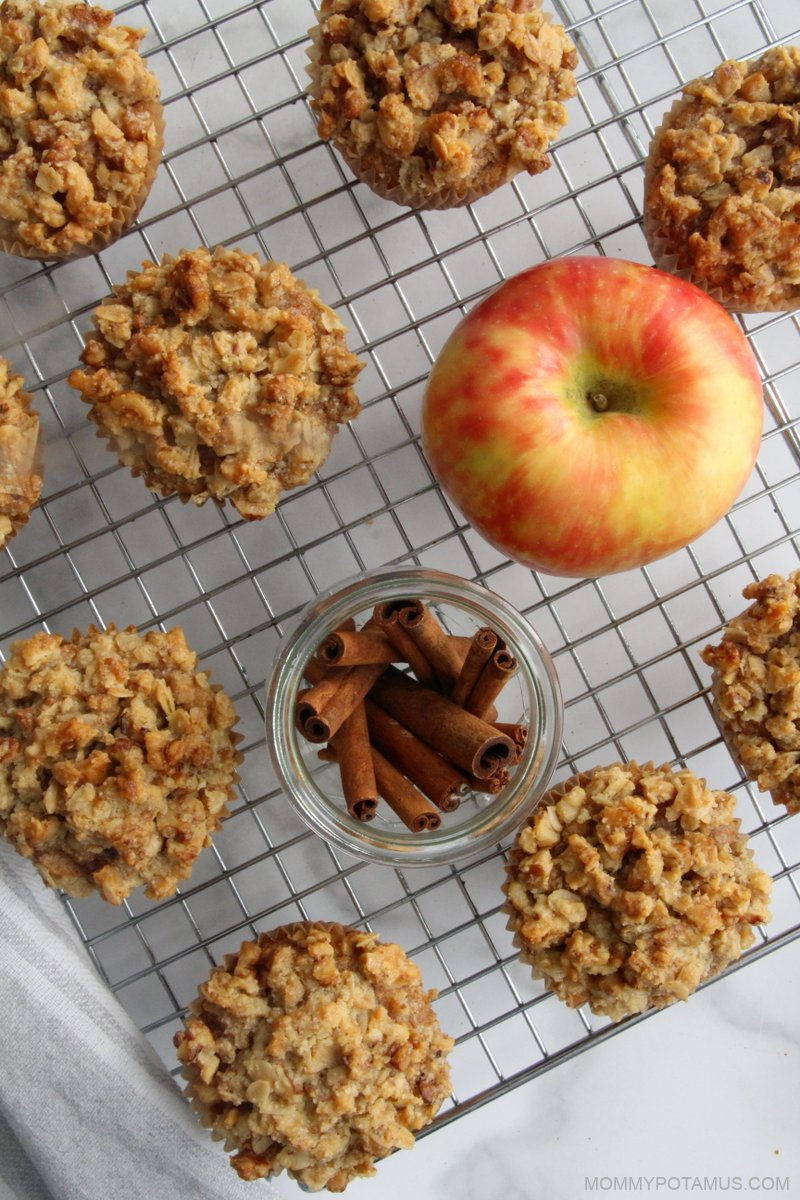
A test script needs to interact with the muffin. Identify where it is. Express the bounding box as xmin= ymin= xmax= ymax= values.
xmin=643 ymin=47 xmax=800 ymax=311
xmin=702 ymin=570 xmax=800 ymax=815
xmin=503 ymin=762 xmax=772 ymax=1019
xmin=309 ymin=0 xmax=578 ymax=209
xmin=0 ymin=624 xmax=240 ymax=904
xmin=68 ymin=247 xmax=364 ymax=519
xmin=0 ymin=356 xmax=41 ymax=550
xmin=0 ymin=0 xmax=163 ymax=261
xmin=174 ymin=922 xmax=453 ymax=1193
